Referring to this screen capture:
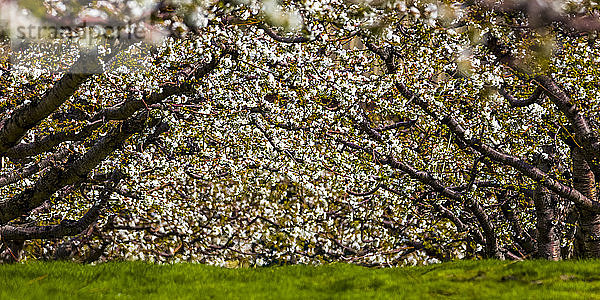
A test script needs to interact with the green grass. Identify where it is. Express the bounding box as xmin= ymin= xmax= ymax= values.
xmin=1 ymin=260 xmax=600 ymax=299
